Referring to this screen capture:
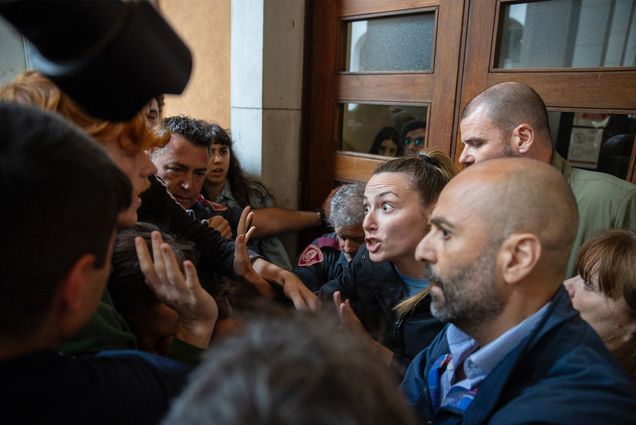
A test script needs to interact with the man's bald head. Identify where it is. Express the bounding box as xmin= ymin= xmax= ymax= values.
xmin=462 ymin=82 xmax=552 ymax=148
xmin=448 ymin=158 xmax=578 ymax=277
xmin=462 ymin=82 xmax=550 ymax=142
